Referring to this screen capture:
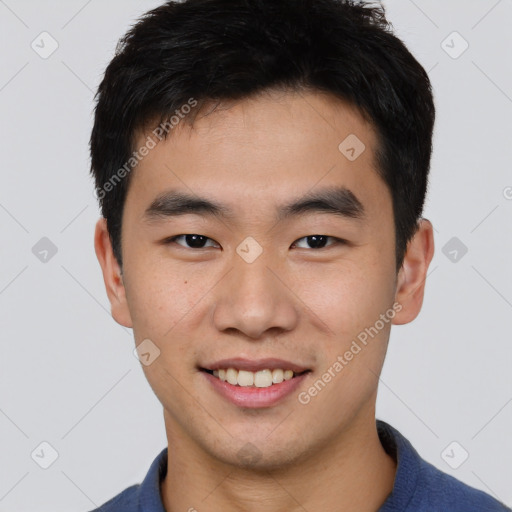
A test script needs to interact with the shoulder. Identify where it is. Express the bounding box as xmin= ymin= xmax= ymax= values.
xmin=86 ymin=447 xmax=168 ymax=512
xmin=412 ymin=459 xmax=510 ymax=511
xmin=90 ymin=484 xmax=140 ymax=512
xmin=87 ymin=484 xmax=141 ymax=512
xmin=377 ymin=421 xmax=510 ymax=512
